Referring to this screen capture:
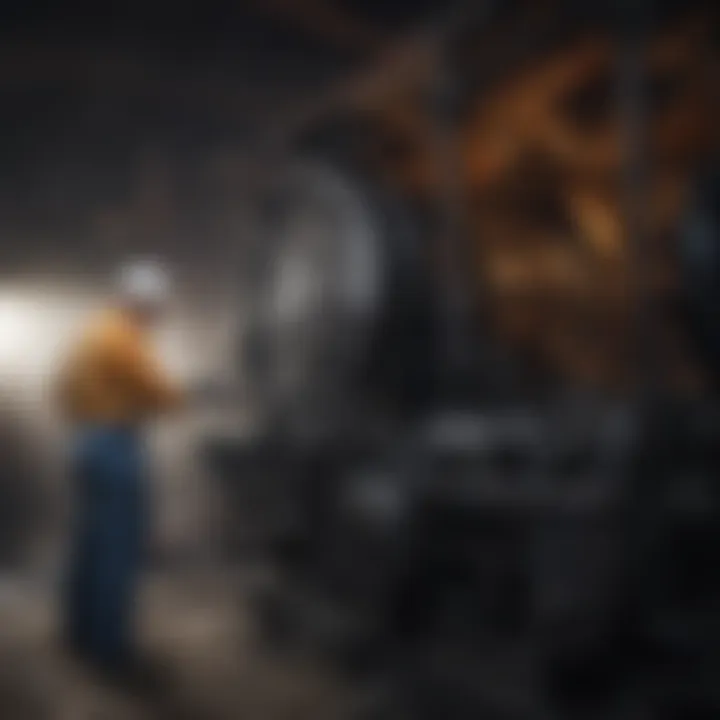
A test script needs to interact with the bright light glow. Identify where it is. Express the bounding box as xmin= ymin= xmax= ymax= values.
xmin=0 ymin=289 xmax=90 ymax=385
xmin=0 ymin=297 xmax=38 ymax=369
